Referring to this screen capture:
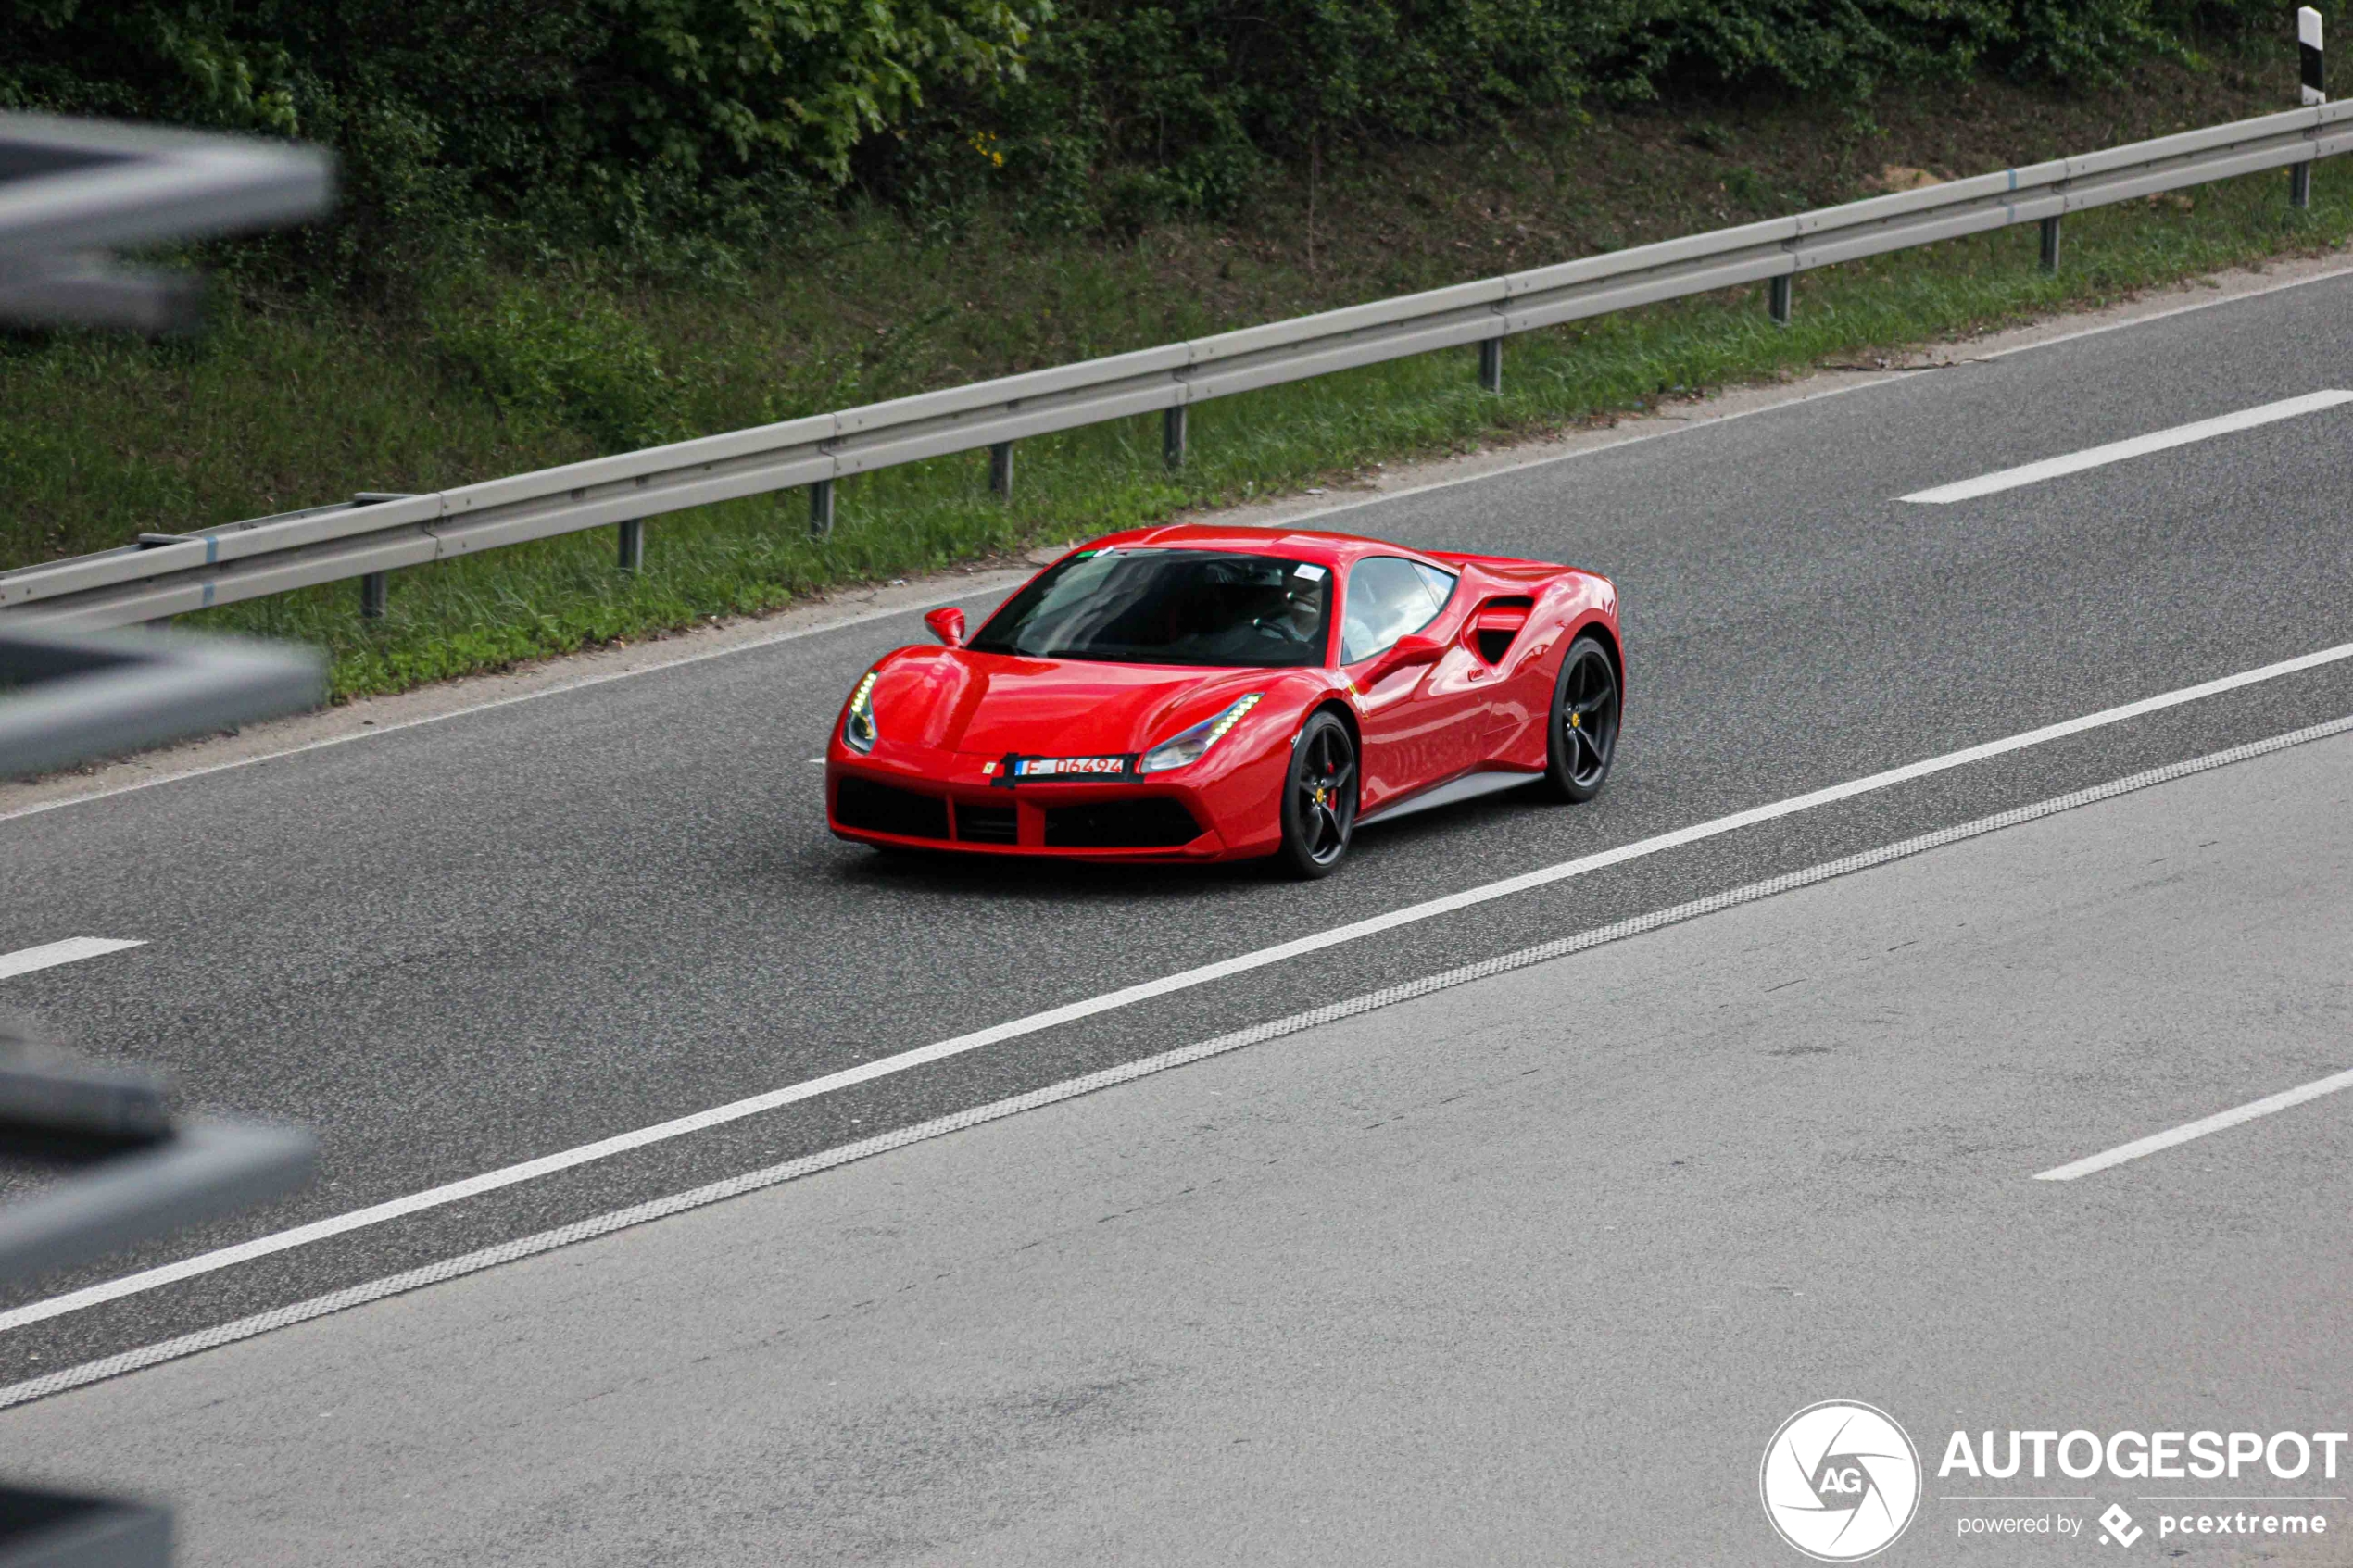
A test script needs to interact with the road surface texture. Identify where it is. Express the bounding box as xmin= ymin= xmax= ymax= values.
xmin=2 ymin=253 xmax=2352 ymax=1562
xmin=6 ymin=687 xmax=2348 ymax=1565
